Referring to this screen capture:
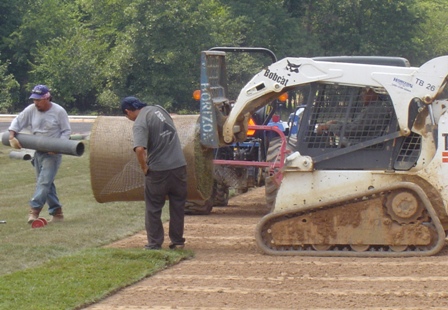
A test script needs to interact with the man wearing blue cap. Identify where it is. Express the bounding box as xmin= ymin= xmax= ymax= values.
xmin=8 ymin=85 xmax=71 ymax=223
xmin=121 ymin=96 xmax=187 ymax=250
